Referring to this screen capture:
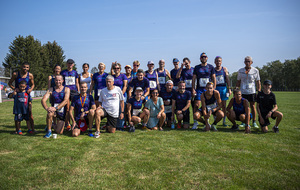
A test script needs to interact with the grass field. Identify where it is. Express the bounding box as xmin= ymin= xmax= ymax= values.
xmin=0 ymin=92 xmax=299 ymax=189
